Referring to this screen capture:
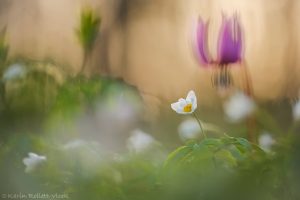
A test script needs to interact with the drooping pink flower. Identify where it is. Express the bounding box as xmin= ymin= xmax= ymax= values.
xmin=195 ymin=13 xmax=244 ymax=94
xmin=196 ymin=18 xmax=212 ymax=66
xmin=217 ymin=14 xmax=243 ymax=65
xmin=196 ymin=14 xmax=243 ymax=67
